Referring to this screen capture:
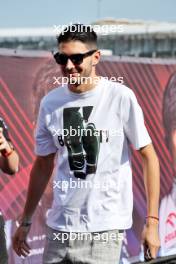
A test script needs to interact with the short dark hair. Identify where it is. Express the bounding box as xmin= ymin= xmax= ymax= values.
xmin=163 ymin=72 xmax=176 ymax=149
xmin=57 ymin=23 xmax=97 ymax=47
